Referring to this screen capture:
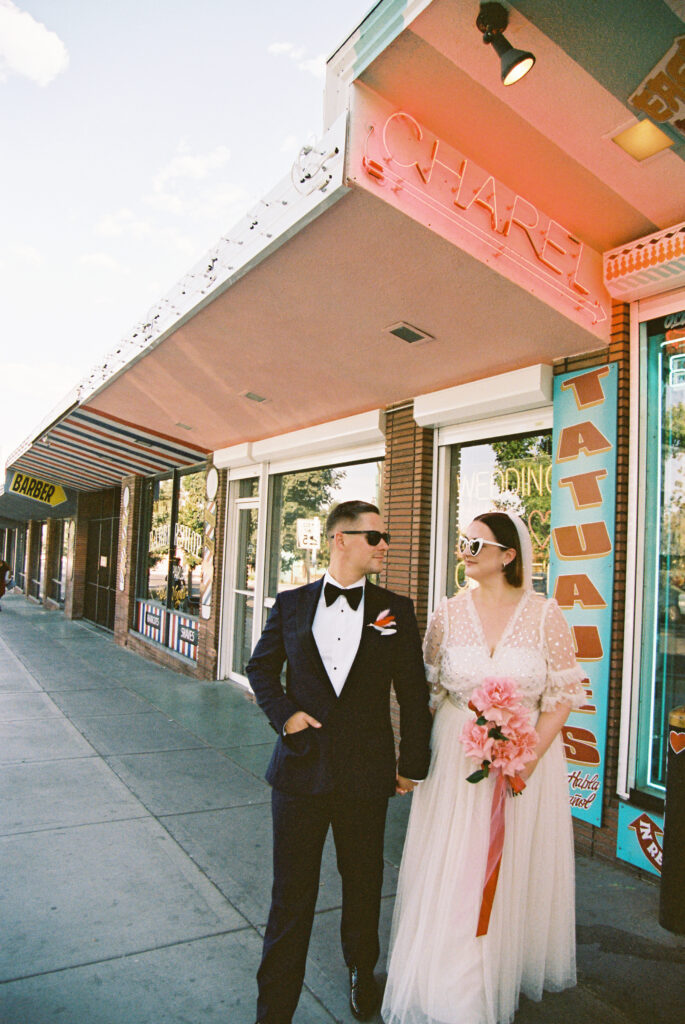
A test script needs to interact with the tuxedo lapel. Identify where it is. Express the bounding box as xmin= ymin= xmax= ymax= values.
xmin=344 ymin=582 xmax=389 ymax=681
xmin=295 ymin=579 xmax=336 ymax=694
